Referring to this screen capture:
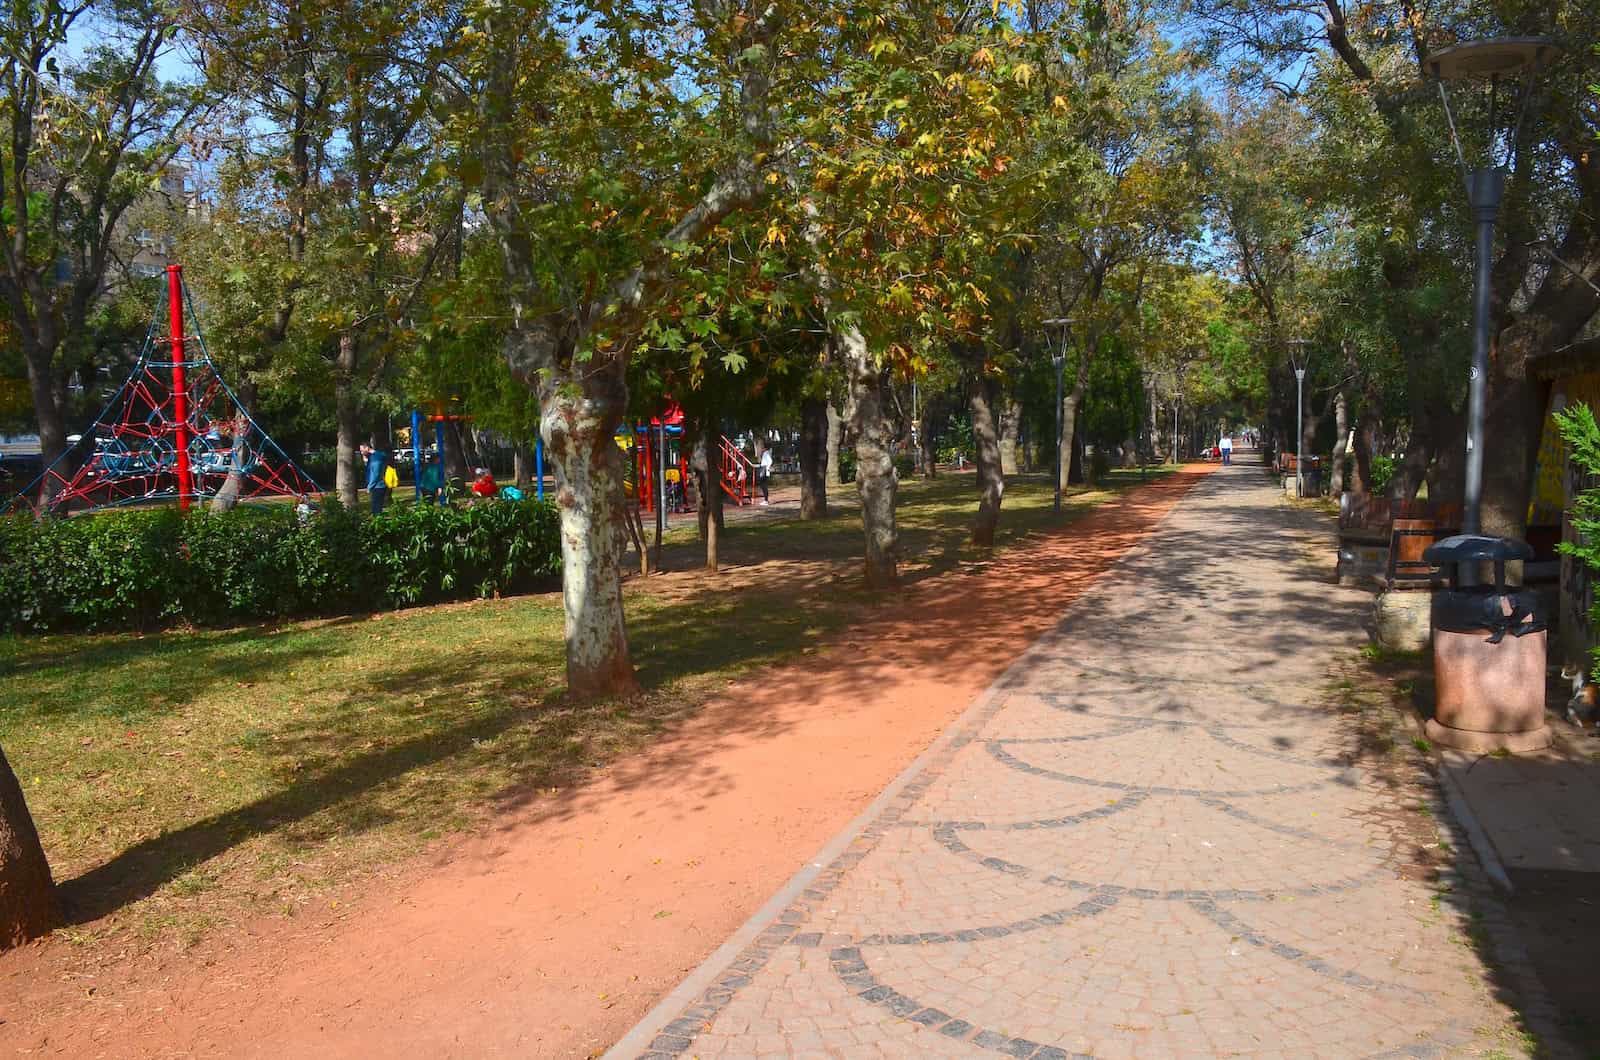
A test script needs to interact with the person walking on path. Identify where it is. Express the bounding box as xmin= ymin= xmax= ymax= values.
xmin=1219 ymin=433 xmax=1233 ymax=465
xmin=757 ymin=445 xmax=773 ymax=505
xmin=362 ymin=442 xmax=391 ymax=514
